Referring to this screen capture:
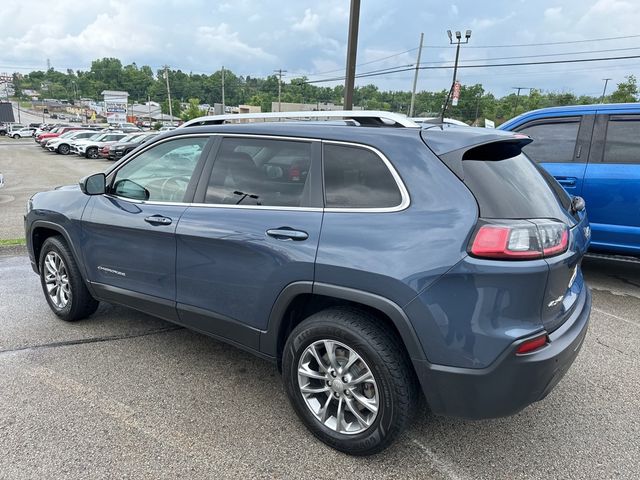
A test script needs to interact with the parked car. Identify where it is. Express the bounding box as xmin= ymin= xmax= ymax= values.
xmin=70 ymin=132 xmax=128 ymax=158
xmin=2 ymin=124 xmax=25 ymax=136
xmin=500 ymin=103 xmax=640 ymax=256
xmin=10 ymin=127 xmax=36 ymax=138
xmin=0 ymin=171 xmax=4 ymax=188
xmin=107 ymin=132 xmax=157 ymax=160
xmin=158 ymin=126 xmax=176 ymax=132
xmin=36 ymin=125 xmax=77 ymax=145
xmin=25 ymin=111 xmax=591 ymax=455
xmin=45 ymin=130 xmax=99 ymax=155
